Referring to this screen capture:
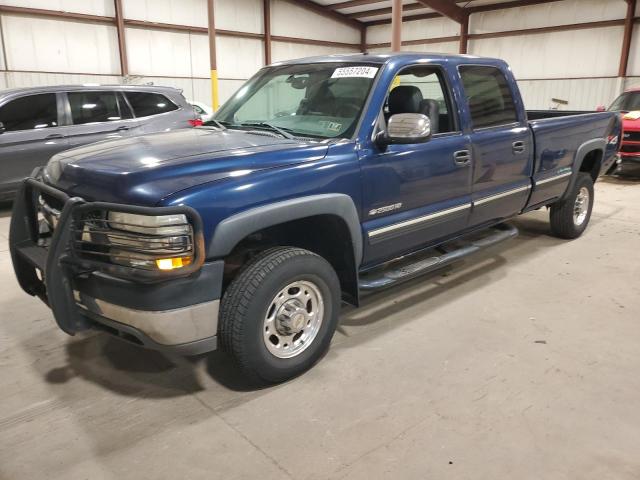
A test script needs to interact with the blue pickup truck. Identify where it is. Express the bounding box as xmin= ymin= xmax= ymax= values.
xmin=10 ymin=53 xmax=621 ymax=383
